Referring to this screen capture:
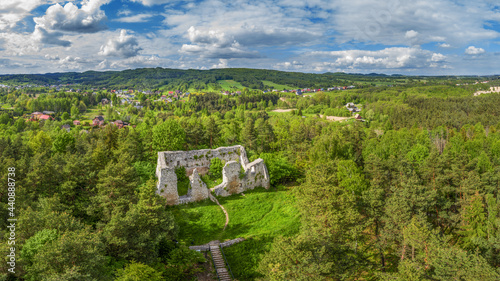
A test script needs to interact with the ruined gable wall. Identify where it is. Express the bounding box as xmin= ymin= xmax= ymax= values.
xmin=212 ymin=159 xmax=270 ymax=196
xmin=244 ymin=159 xmax=270 ymax=190
xmin=187 ymin=169 xmax=209 ymax=202
xmin=156 ymin=168 xmax=178 ymax=205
